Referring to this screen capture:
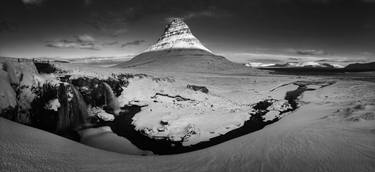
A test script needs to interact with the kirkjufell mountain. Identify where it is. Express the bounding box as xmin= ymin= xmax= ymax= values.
xmin=117 ymin=18 xmax=256 ymax=73
xmin=144 ymin=18 xmax=212 ymax=53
